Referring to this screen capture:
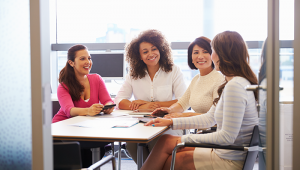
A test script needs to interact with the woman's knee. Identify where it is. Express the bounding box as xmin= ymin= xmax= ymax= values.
xmin=175 ymin=151 xmax=195 ymax=170
xmin=156 ymin=135 xmax=181 ymax=153
xmin=159 ymin=134 xmax=180 ymax=143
